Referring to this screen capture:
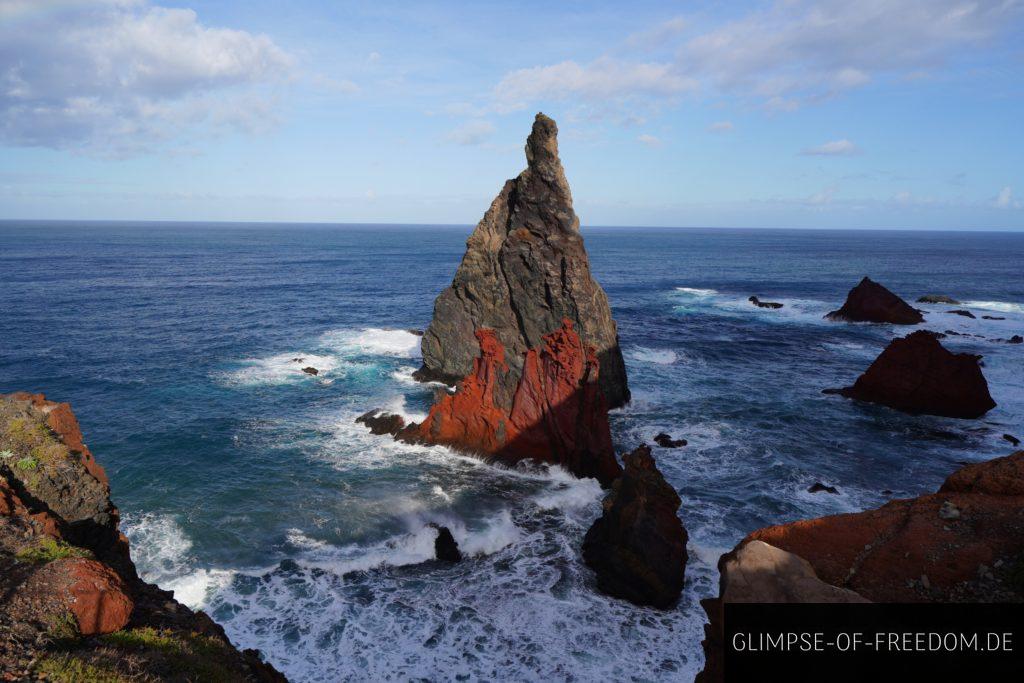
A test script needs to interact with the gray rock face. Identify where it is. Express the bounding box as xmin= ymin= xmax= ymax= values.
xmin=415 ymin=113 xmax=630 ymax=408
